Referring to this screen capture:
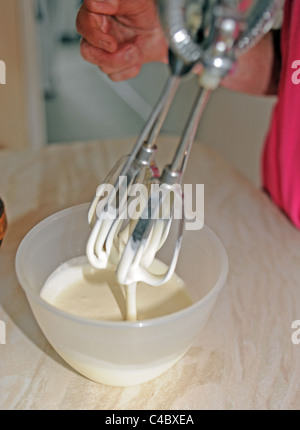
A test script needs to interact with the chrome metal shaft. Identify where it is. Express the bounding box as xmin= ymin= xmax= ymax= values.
xmin=171 ymin=87 xmax=211 ymax=175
